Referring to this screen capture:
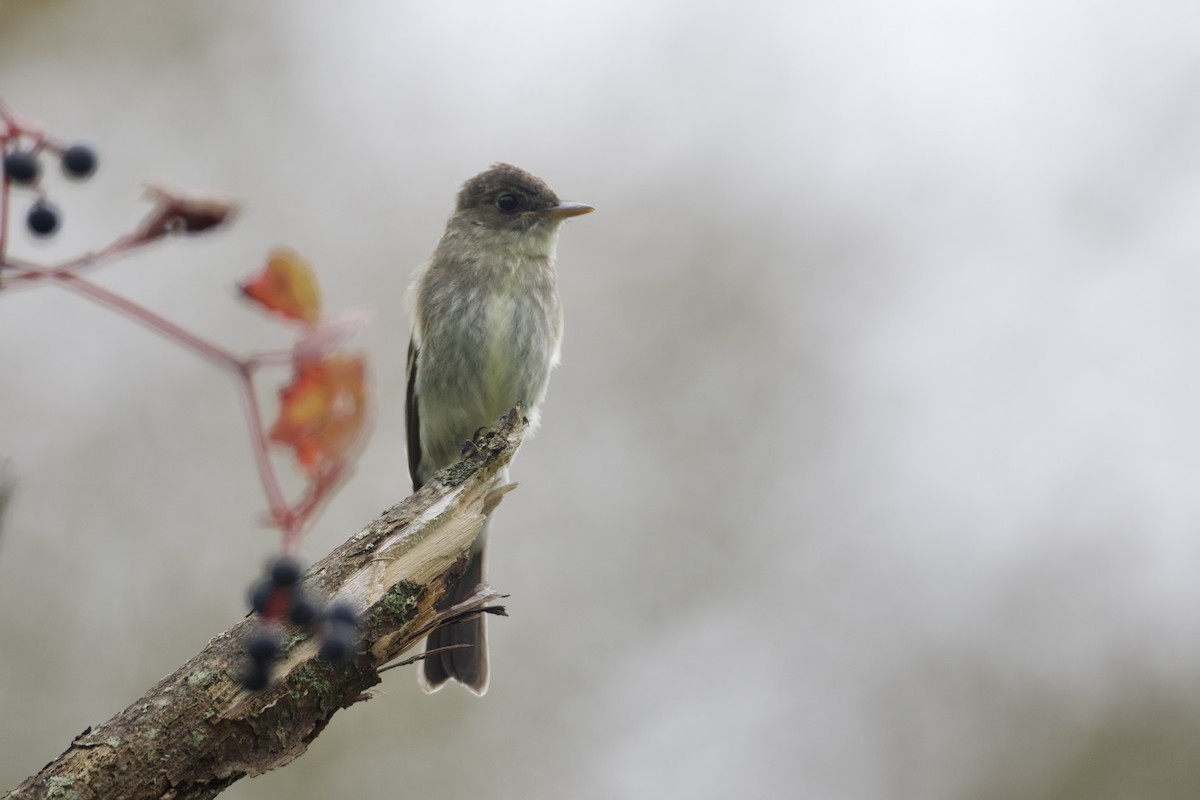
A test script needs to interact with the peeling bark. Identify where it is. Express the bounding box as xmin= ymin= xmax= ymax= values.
xmin=5 ymin=414 xmax=526 ymax=800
